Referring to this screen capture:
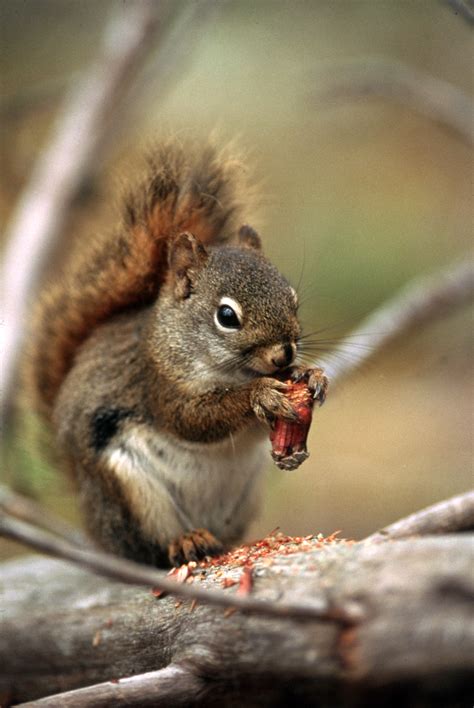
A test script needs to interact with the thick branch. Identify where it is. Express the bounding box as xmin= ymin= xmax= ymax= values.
xmin=2 ymin=493 xmax=473 ymax=704
xmin=1 ymin=534 xmax=473 ymax=706
xmin=3 ymin=490 xmax=473 ymax=623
